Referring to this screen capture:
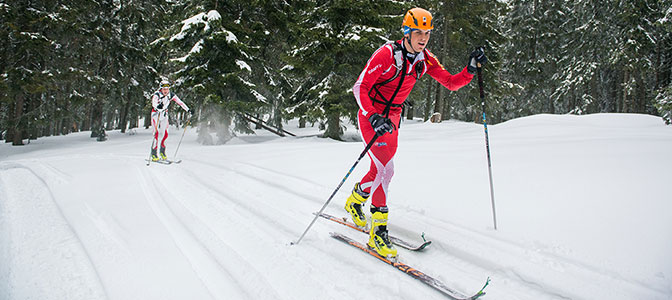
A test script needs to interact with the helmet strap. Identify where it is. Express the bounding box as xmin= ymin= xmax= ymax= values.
xmin=404 ymin=31 xmax=420 ymax=54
